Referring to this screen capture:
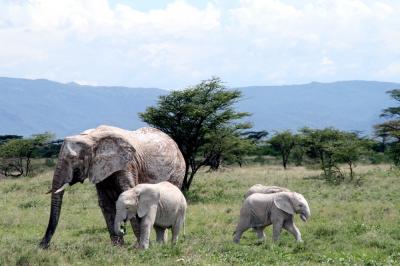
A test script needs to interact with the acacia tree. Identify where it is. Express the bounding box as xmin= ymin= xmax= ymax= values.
xmin=200 ymin=126 xmax=255 ymax=169
xmin=374 ymin=89 xmax=400 ymax=165
xmin=139 ymin=77 xmax=251 ymax=192
xmin=330 ymin=137 xmax=366 ymax=180
xmin=300 ymin=127 xmax=365 ymax=183
xmin=268 ymin=131 xmax=296 ymax=169
xmin=0 ymin=133 xmax=53 ymax=177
